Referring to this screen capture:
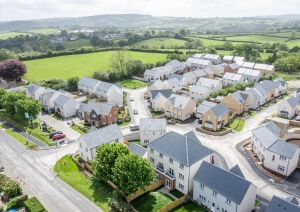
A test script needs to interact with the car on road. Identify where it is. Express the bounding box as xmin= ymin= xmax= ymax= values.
xmin=296 ymin=116 xmax=300 ymax=121
xmin=130 ymin=95 xmax=134 ymax=101
xmin=130 ymin=124 xmax=139 ymax=131
xmin=49 ymin=131 xmax=63 ymax=139
xmin=52 ymin=134 xmax=66 ymax=140
xmin=133 ymin=109 xmax=138 ymax=115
